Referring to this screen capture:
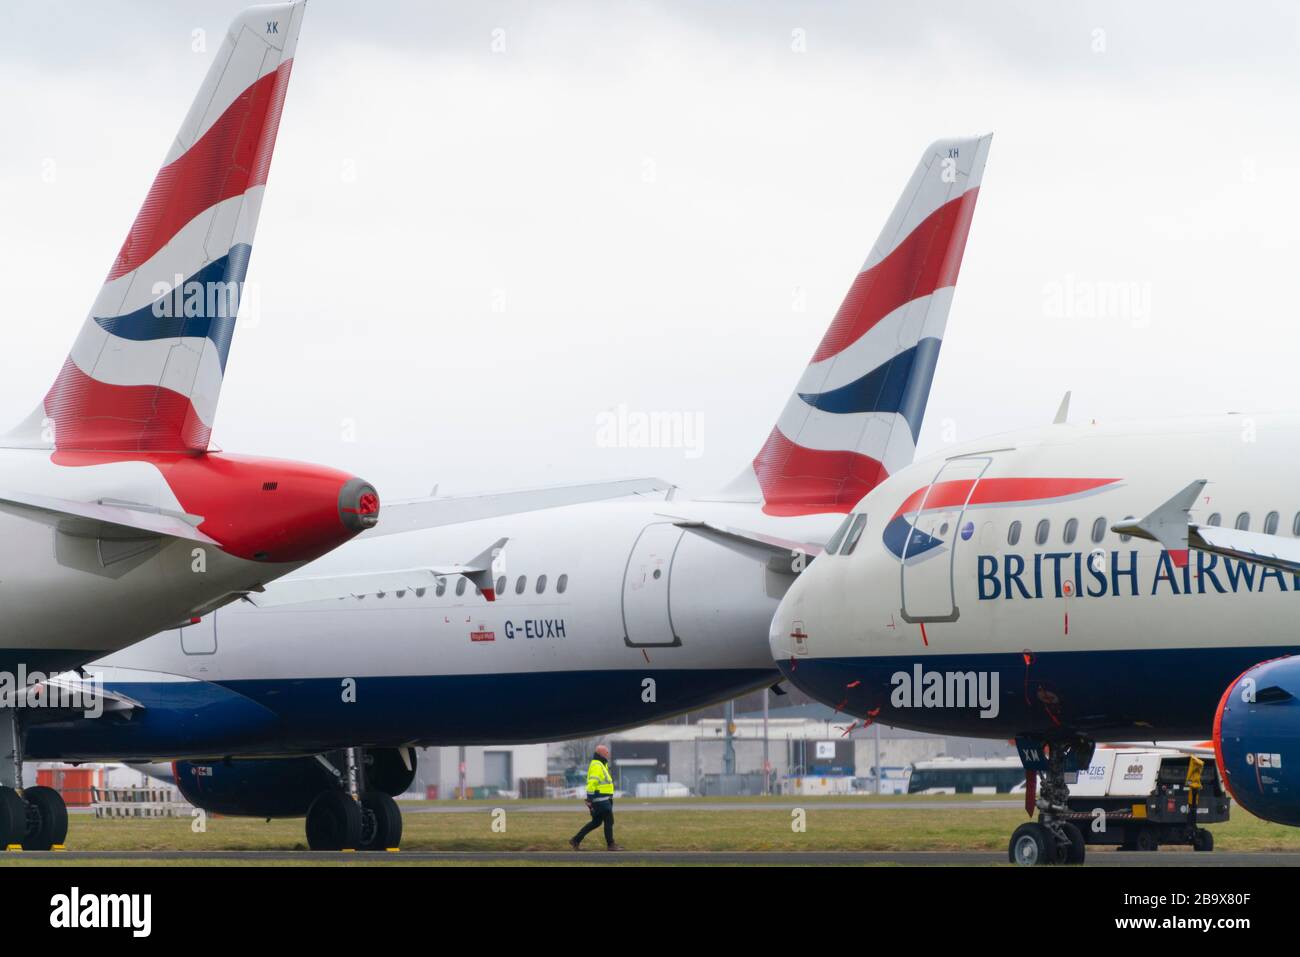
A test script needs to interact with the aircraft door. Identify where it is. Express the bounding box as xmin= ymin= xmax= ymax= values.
xmin=621 ymin=522 xmax=683 ymax=647
xmin=180 ymin=612 xmax=218 ymax=655
xmin=899 ymin=455 xmax=992 ymax=622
